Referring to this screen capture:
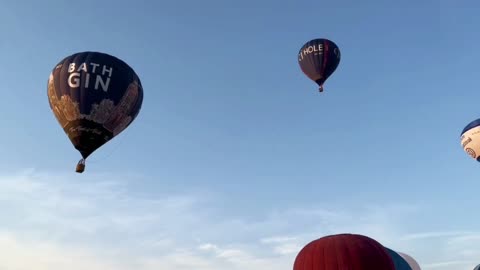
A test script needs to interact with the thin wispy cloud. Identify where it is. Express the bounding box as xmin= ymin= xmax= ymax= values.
xmin=402 ymin=231 xmax=478 ymax=241
xmin=0 ymin=169 xmax=478 ymax=270
xmin=422 ymin=260 xmax=479 ymax=270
